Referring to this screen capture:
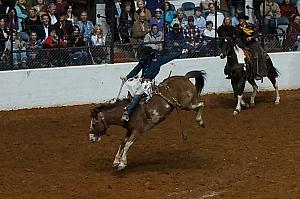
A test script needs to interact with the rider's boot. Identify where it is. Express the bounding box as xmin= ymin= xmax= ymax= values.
xmin=121 ymin=108 xmax=129 ymax=122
